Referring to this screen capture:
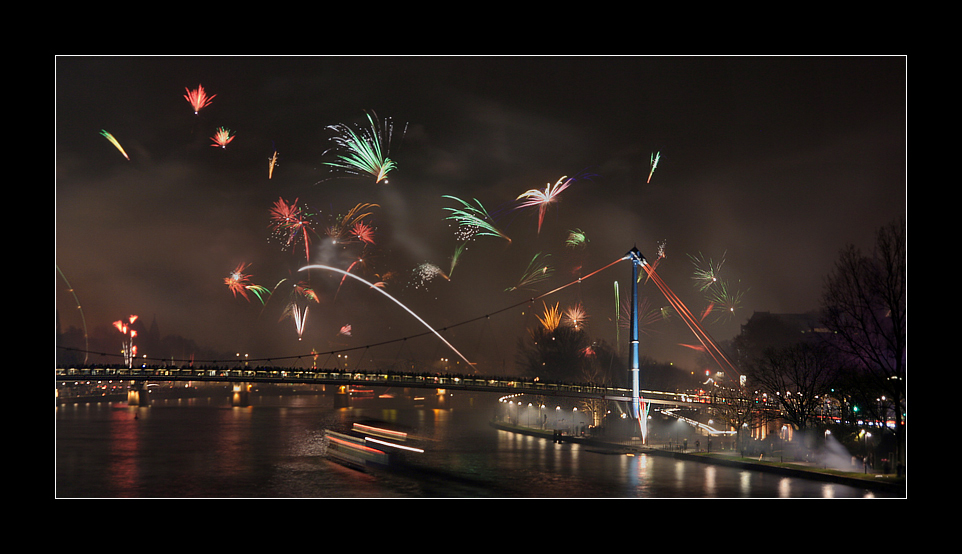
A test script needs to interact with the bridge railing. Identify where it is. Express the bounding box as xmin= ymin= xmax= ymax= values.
xmin=55 ymin=367 xmax=712 ymax=404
